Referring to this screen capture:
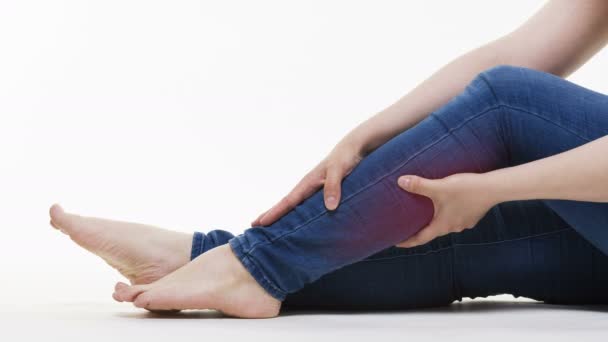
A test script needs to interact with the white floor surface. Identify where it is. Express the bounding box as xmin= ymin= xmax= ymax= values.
xmin=2 ymin=298 xmax=607 ymax=341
